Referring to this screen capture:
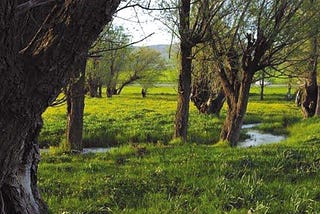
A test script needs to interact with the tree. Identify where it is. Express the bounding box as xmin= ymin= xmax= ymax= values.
xmin=88 ymin=25 xmax=132 ymax=98
xmin=116 ymin=47 xmax=167 ymax=94
xmin=65 ymin=59 xmax=87 ymax=152
xmin=164 ymin=0 xmax=225 ymax=142
xmin=207 ymin=0 xmax=315 ymax=146
xmin=0 ymin=1 xmax=120 ymax=212
xmin=86 ymin=58 xmax=106 ymax=97
xmin=300 ymin=0 xmax=320 ymax=117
